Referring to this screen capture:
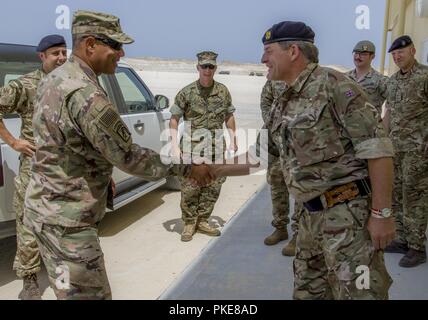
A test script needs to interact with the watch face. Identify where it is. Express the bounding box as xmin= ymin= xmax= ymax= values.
xmin=381 ymin=208 xmax=392 ymax=218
